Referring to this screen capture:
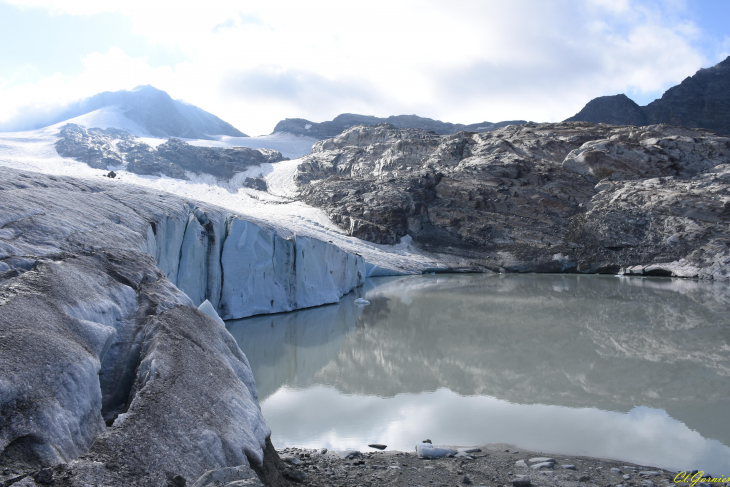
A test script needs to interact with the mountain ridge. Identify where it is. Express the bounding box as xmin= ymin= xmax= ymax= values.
xmin=272 ymin=112 xmax=528 ymax=139
xmin=1 ymin=85 xmax=247 ymax=139
xmin=566 ymin=56 xmax=730 ymax=135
